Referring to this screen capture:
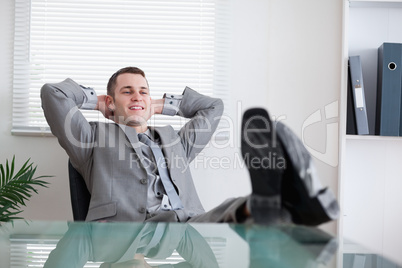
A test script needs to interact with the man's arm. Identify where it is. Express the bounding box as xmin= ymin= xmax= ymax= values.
xmin=162 ymin=87 xmax=224 ymax=162
xmin=41 ymin=79 xmax=97 ymax=169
